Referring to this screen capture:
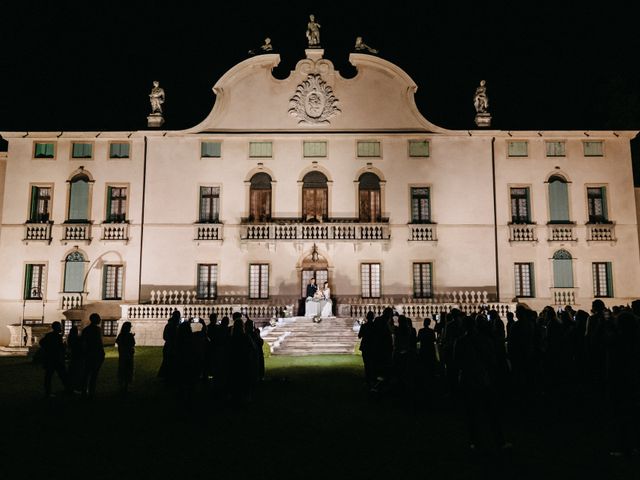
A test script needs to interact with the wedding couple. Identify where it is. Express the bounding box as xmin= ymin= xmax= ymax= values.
xmin=305 ymin=278 xmax=332 ymax=320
